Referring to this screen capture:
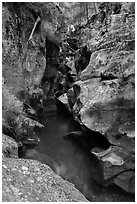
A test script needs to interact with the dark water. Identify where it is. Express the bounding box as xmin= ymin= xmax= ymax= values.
xmin=22 ymin=99 xmax=135 ymax=202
